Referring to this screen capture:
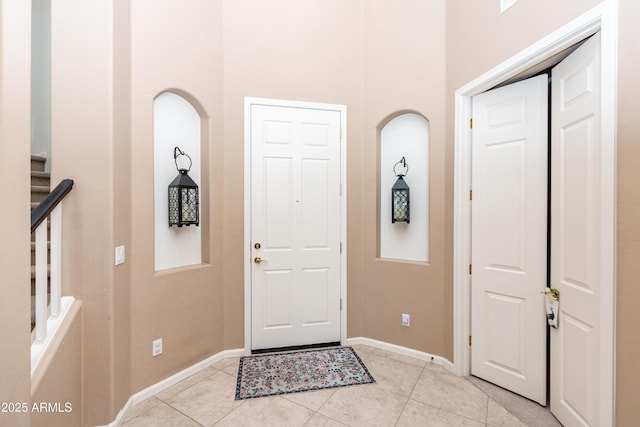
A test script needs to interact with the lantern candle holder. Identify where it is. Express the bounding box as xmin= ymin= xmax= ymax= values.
xmin=391 ymin=157 xmax=410 ymax=224
xmin=168 ymin=146 xmax=199 ymax=227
